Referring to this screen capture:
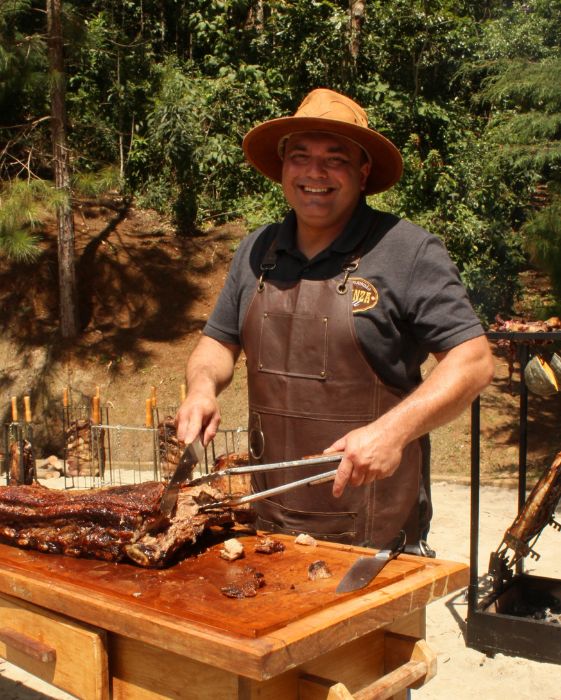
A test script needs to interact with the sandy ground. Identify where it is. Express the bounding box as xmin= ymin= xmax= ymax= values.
xmin=1 ymin=480 xmax=560 ymax=699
